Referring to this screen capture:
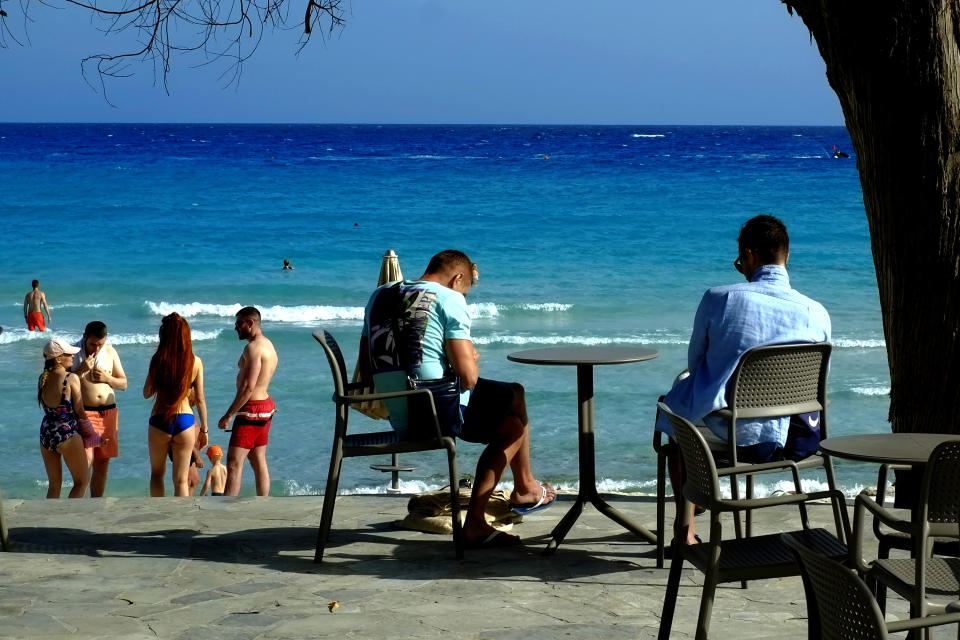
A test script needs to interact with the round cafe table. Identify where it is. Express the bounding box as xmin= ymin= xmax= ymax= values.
xmin=819 ymin=433 xmax=960 ymax=466
xmin=508 ymin=346 xmax=660 ymax=554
